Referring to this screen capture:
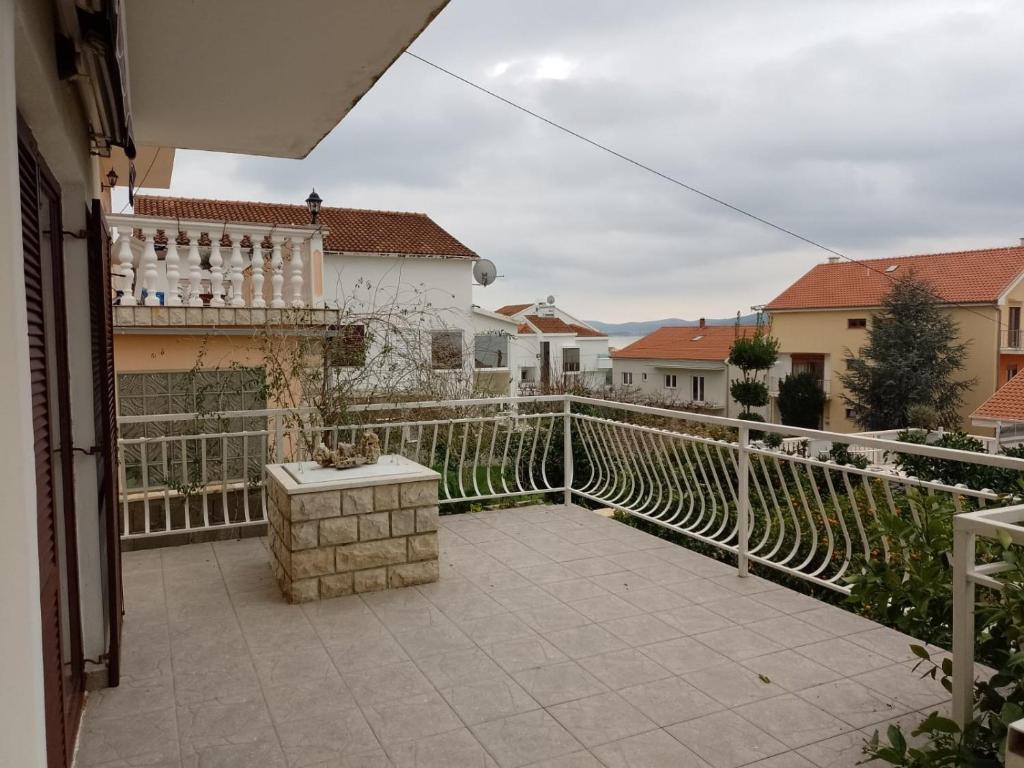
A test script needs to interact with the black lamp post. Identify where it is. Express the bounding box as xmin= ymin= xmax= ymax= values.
xmin=305 ymin=188 xmax=322 ymax=225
